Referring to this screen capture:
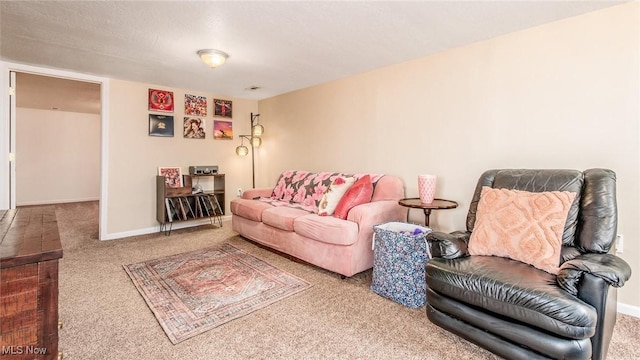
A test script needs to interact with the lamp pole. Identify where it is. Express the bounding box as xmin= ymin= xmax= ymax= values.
xmin=236 ymin=113 xmax=261 ymax=189
xmin=250 ymin=133 xmax=256 ymax=189
xmin=250 ymin=112 xmax=258 ymax=188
